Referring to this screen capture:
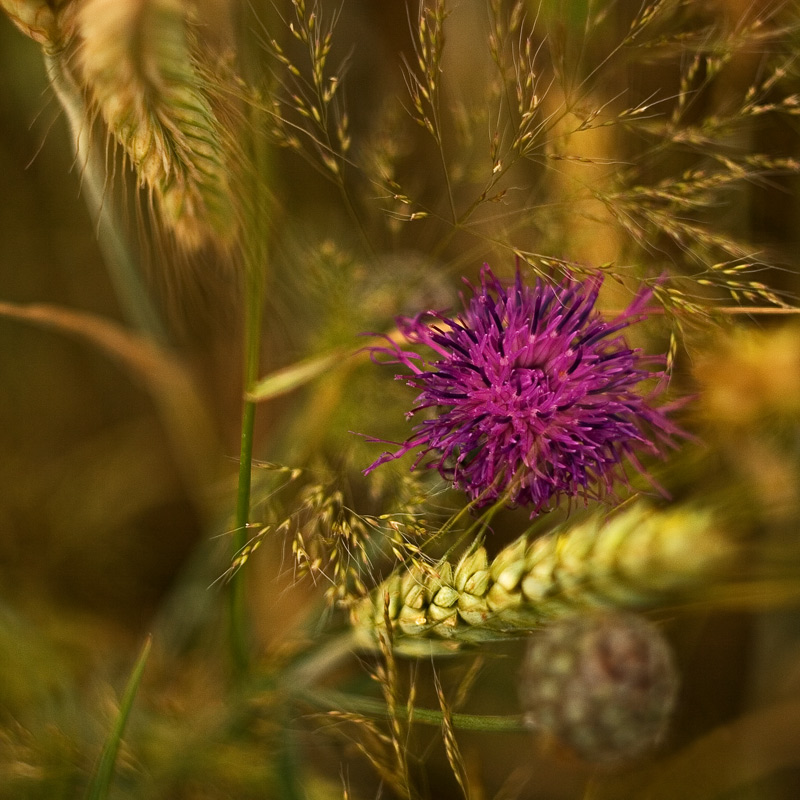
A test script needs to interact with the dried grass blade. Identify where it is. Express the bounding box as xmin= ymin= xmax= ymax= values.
xmin=0 ymin=300 xmax=218 ymax=495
